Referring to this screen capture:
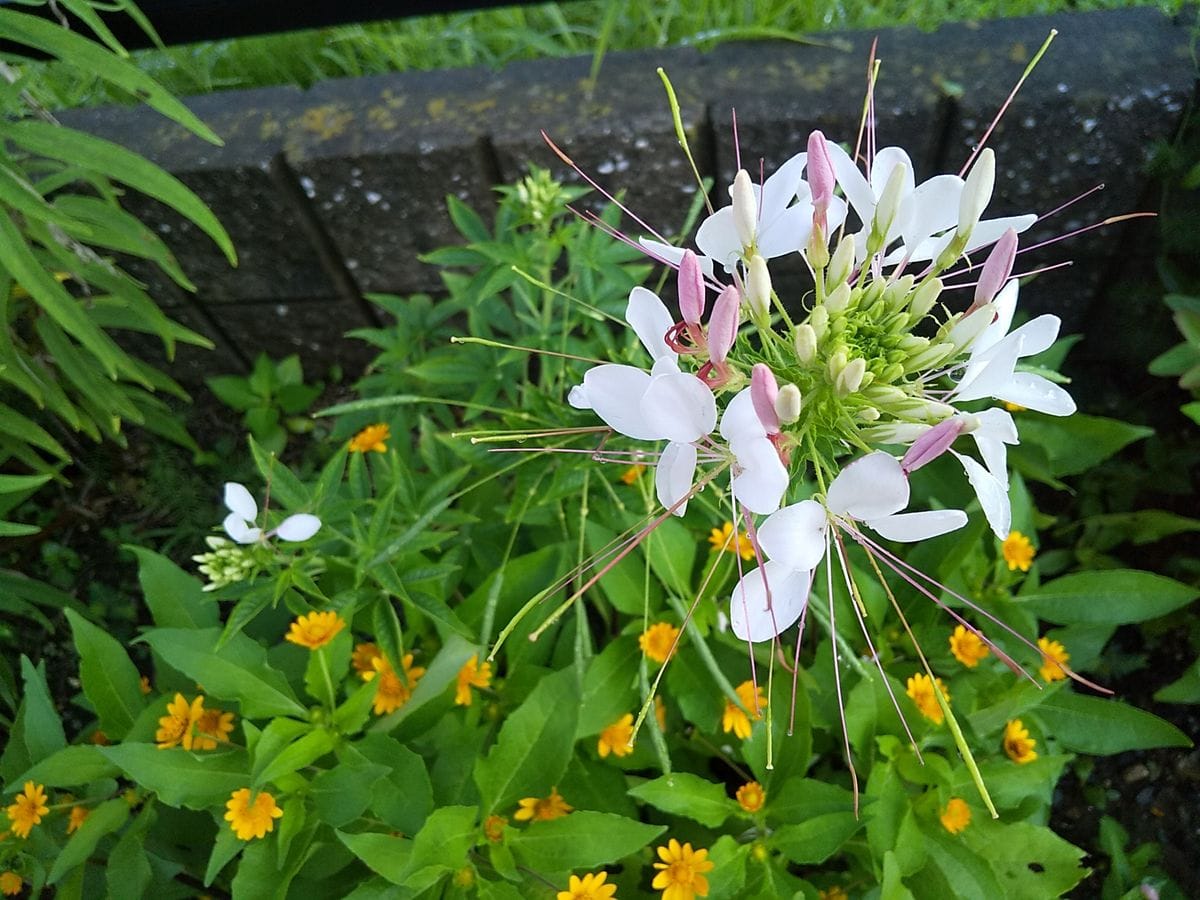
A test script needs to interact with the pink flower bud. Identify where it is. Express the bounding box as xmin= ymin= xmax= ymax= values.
xmin=751 ymin=364 xmax=780 ymax=434
xmin=807 ymin=130 xmax=834 ymax=213
xmin=901 ymin=417 xmax=967 ymax=475
xmin=971 ymin=228 xmax=1018 ymax=309
xmin=678 ymin=249 xmax=706 ymax=326
xmin=708 ymin=285 xmax=740 ymax=364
